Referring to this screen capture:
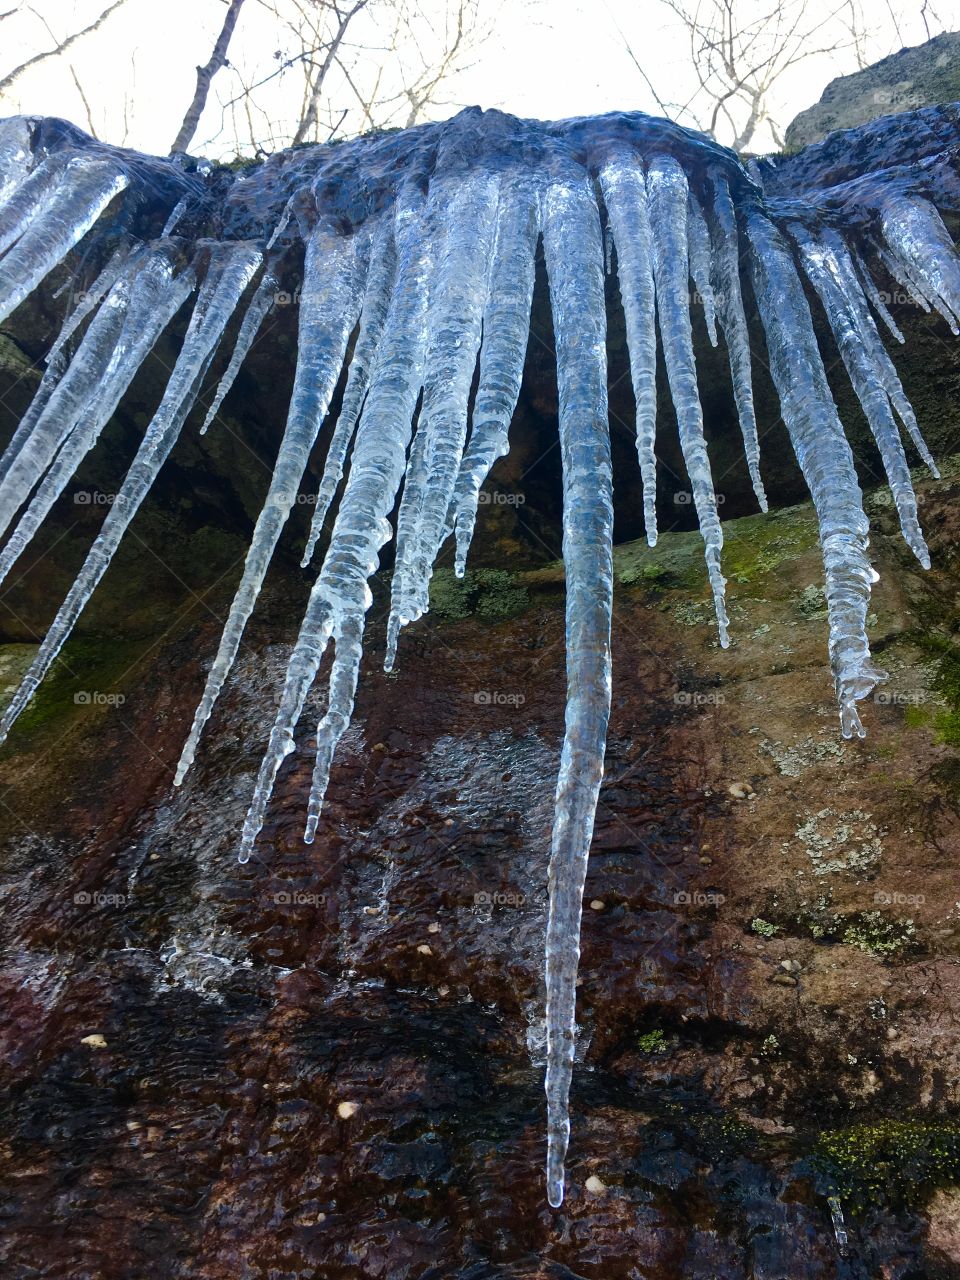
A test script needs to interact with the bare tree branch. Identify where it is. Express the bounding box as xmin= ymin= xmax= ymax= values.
xmin=0 ymin=0 xmax=129 ymax=95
